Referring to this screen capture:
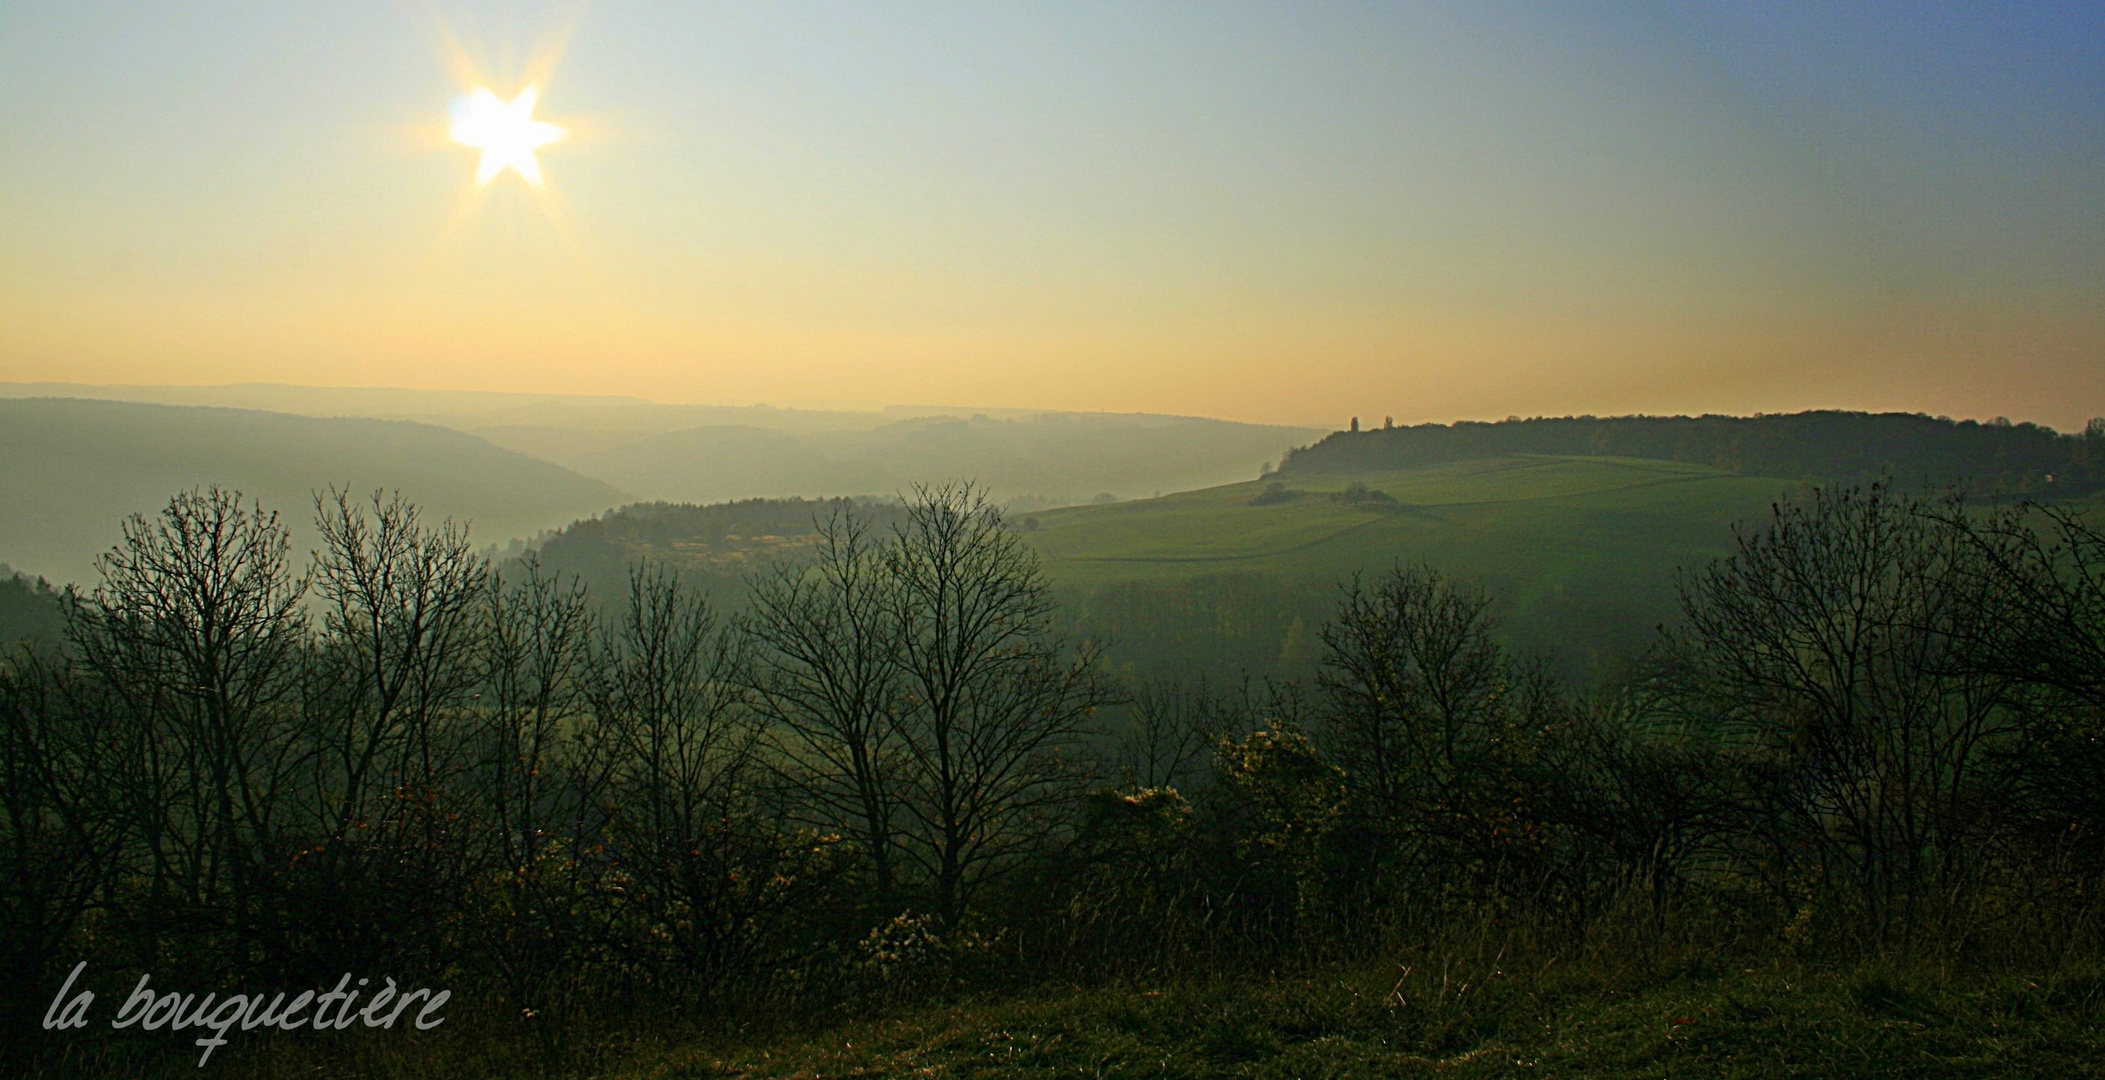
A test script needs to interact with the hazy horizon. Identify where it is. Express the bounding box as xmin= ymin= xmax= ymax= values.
xmin=0 ymin=377 xmax=2090 ymax=436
